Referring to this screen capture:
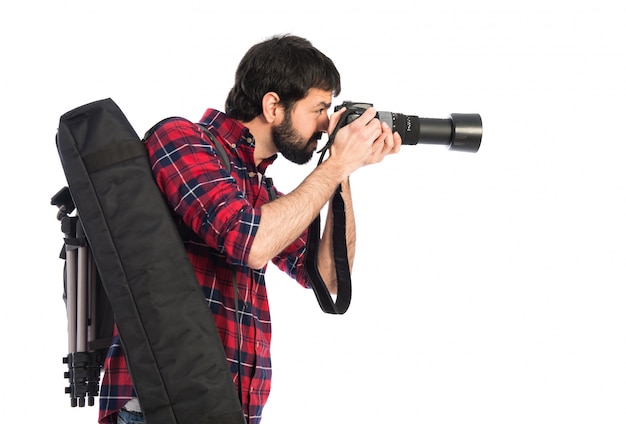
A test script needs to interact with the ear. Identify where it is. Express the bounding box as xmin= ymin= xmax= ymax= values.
xmin=262 ymin=92 xmax=282 ymax=124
